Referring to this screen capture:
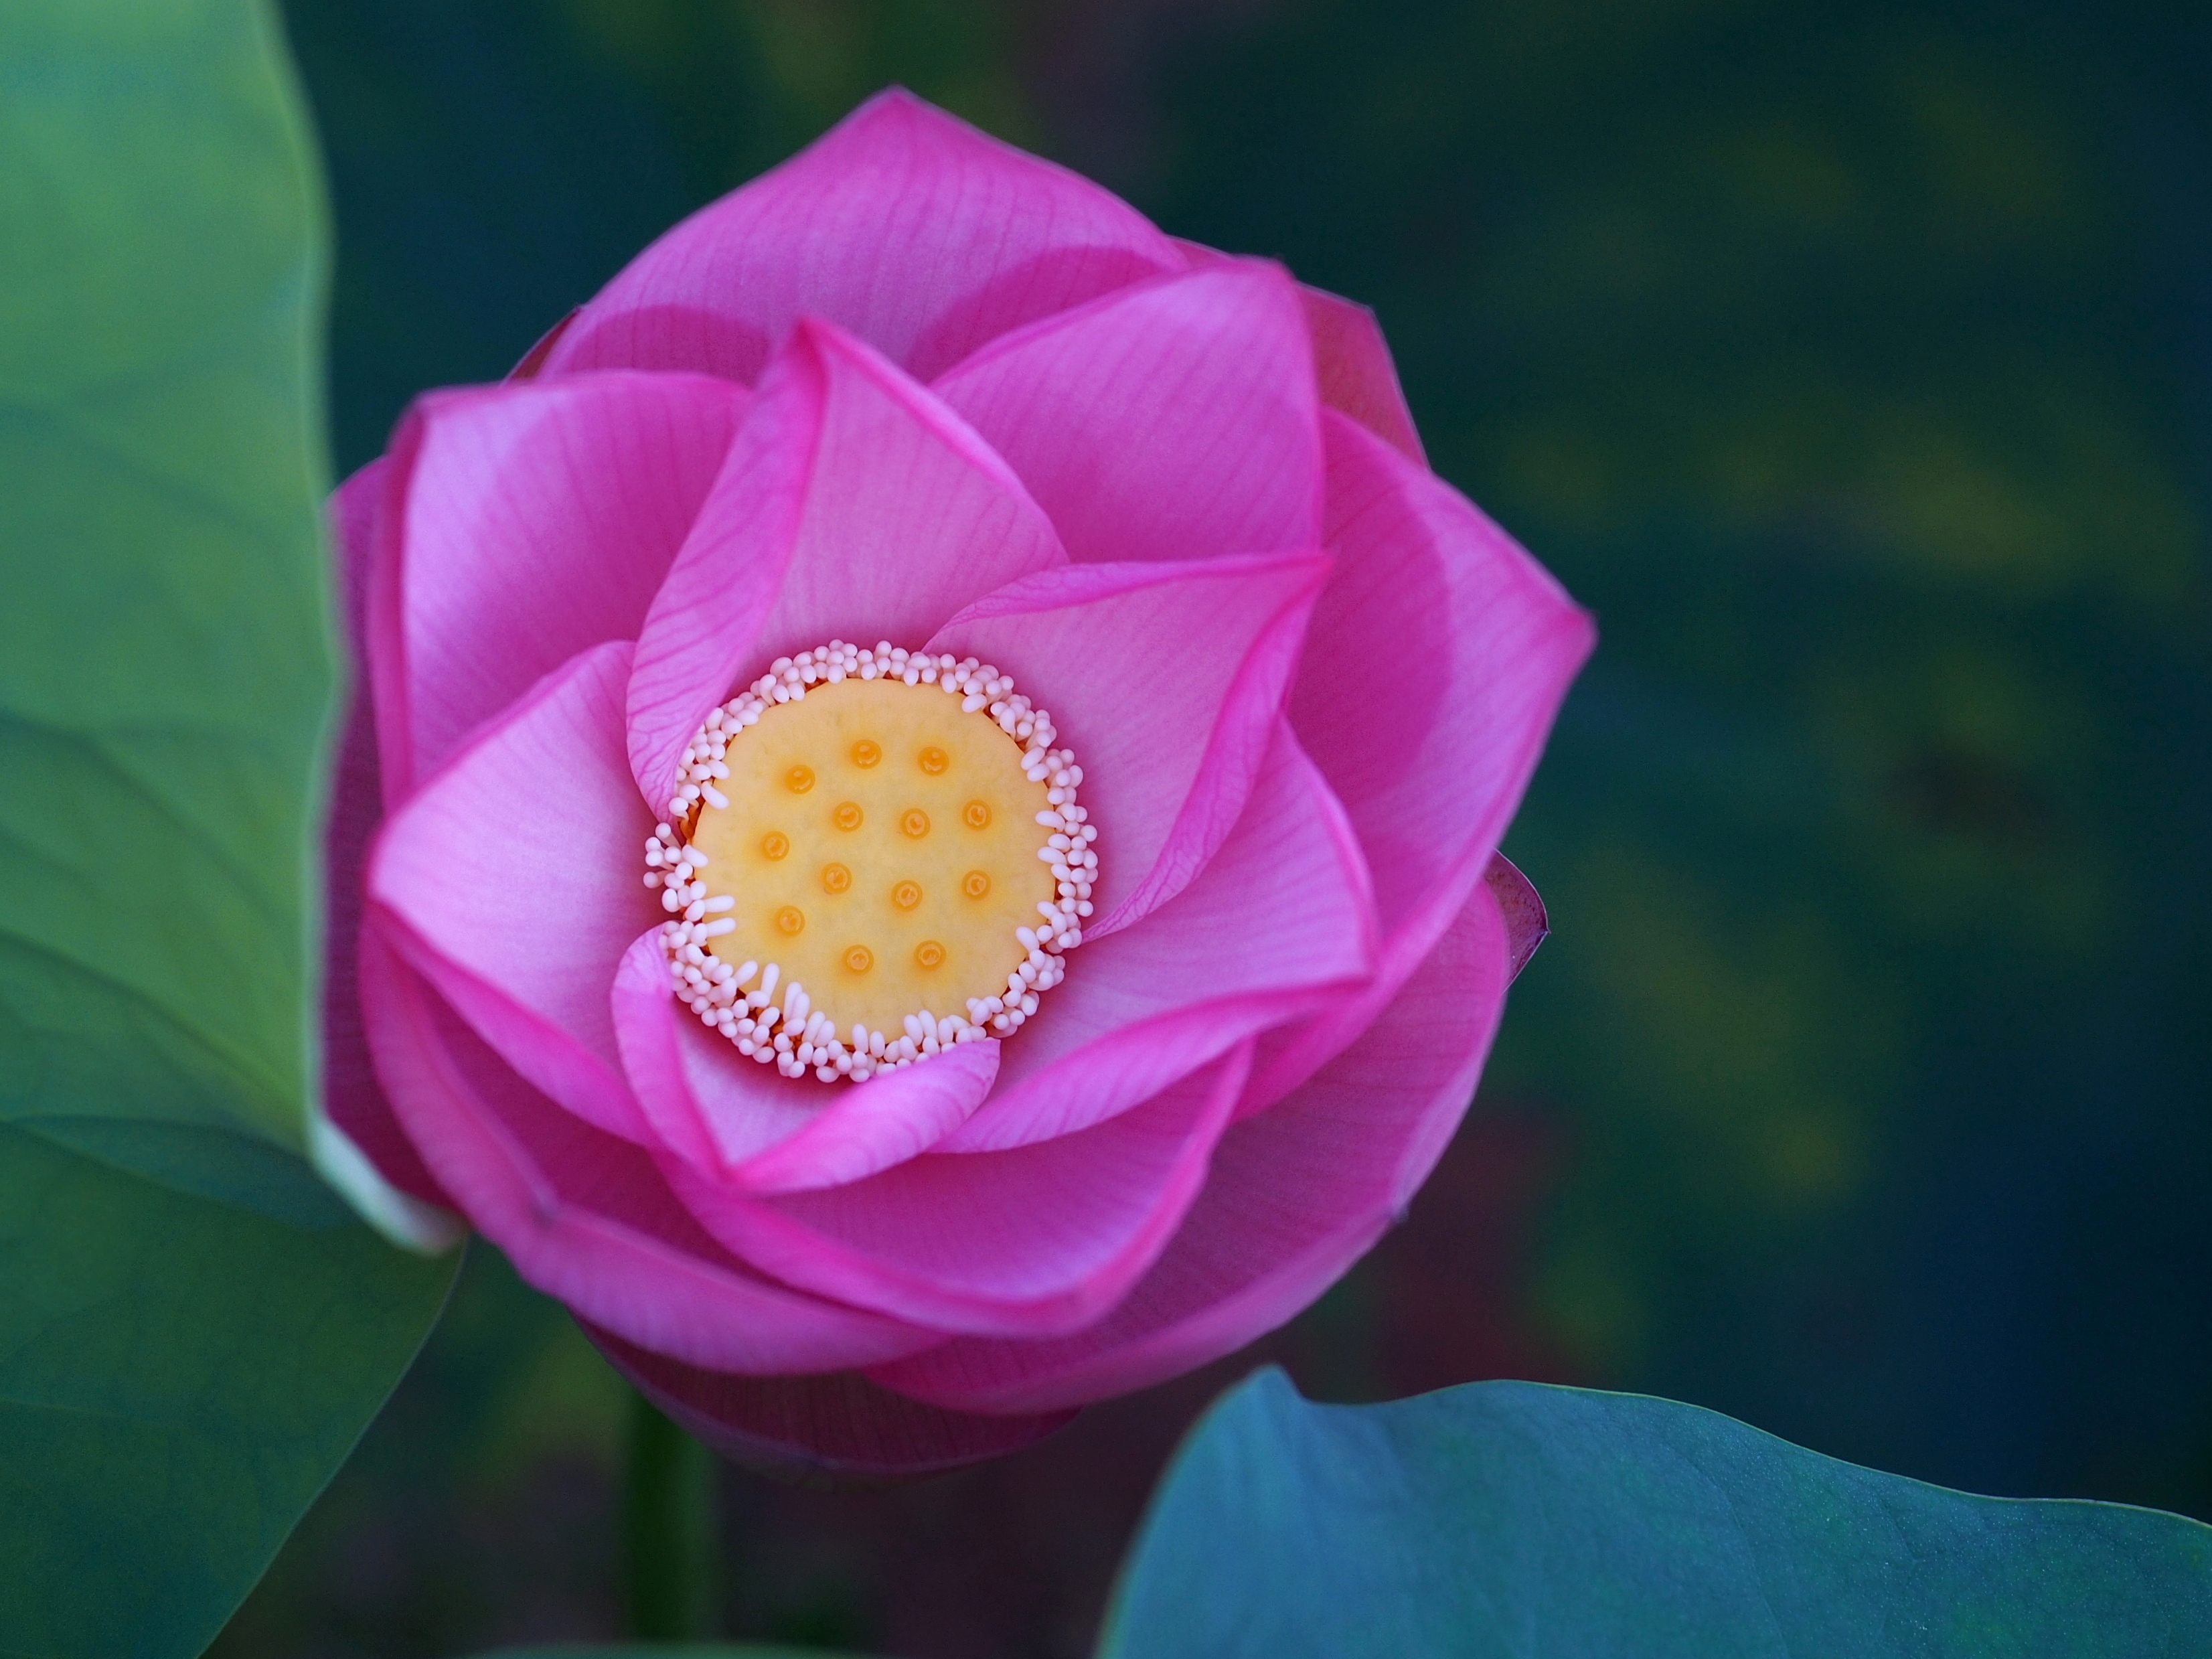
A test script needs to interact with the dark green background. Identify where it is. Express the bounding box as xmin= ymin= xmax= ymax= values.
xmin=217 ymin=1 xmax=2212 ymax=1652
